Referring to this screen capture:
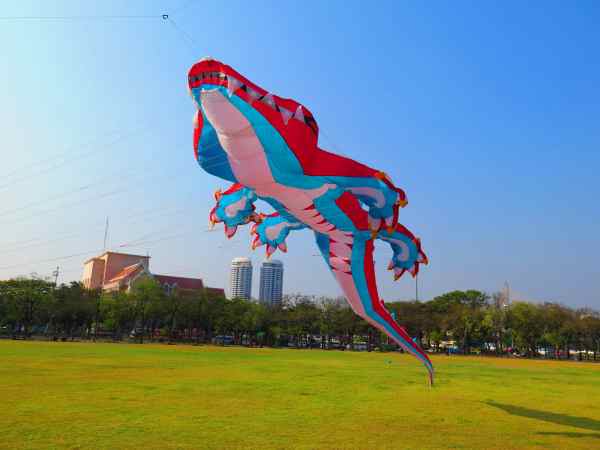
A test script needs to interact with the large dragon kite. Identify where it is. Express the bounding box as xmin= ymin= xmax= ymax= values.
xmin=188 ymin=58 xmax=434 ymax=383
